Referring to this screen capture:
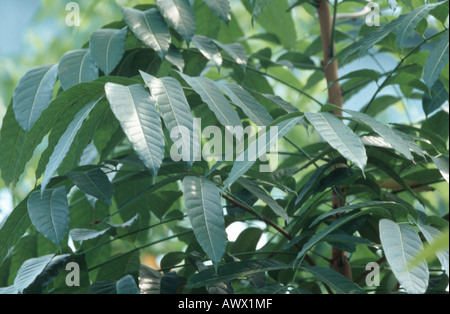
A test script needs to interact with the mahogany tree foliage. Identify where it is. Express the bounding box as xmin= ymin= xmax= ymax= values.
xmin=0 ymin=0 xmax=448 ymax=294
